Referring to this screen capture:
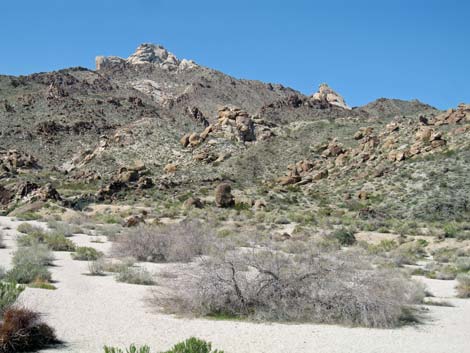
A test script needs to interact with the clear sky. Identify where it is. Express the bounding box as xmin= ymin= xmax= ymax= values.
xmin=1 ymin=0 xmax=468 ymax=109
